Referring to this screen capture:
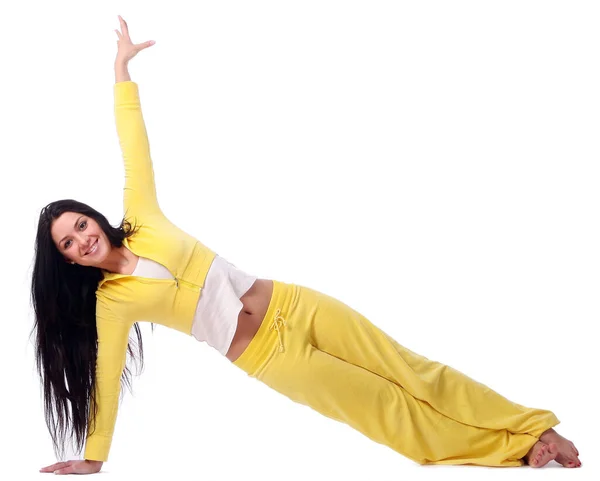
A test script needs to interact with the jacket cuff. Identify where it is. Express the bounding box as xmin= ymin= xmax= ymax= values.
xmin=84 ymin=433 xmax=112 ymax=462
